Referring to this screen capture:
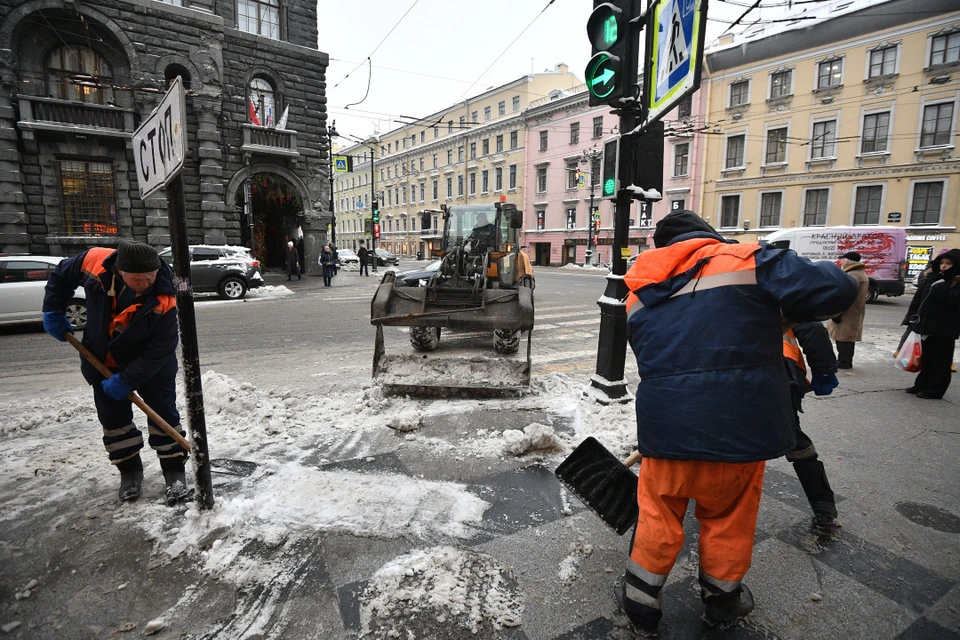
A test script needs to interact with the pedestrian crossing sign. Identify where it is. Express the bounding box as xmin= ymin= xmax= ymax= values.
xmin=333 ymin=155 xmax=353 ymax=173
xmin=576 ymin=171 xmax=585 ymax=187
